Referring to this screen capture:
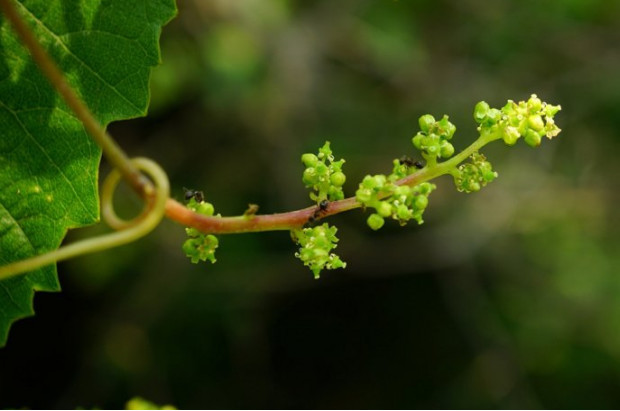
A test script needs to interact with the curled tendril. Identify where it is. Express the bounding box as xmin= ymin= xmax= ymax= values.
xmin=0 ymin=157 xmax=169 ymax=281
